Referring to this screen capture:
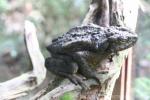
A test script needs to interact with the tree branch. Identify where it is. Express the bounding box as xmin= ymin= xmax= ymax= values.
xmin=0 ymin=20 xmax=46 ymax=100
